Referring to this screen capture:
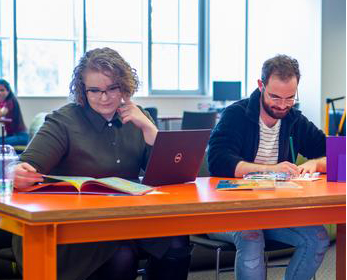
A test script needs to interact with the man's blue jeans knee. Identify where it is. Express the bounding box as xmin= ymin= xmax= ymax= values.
xmin=265 ymin=226 xmax=329 ymax=280
xmin=208 ymin=225 xmax=329 ymax=280
xmin=208 ymin=230 xmax=266 ymax=280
